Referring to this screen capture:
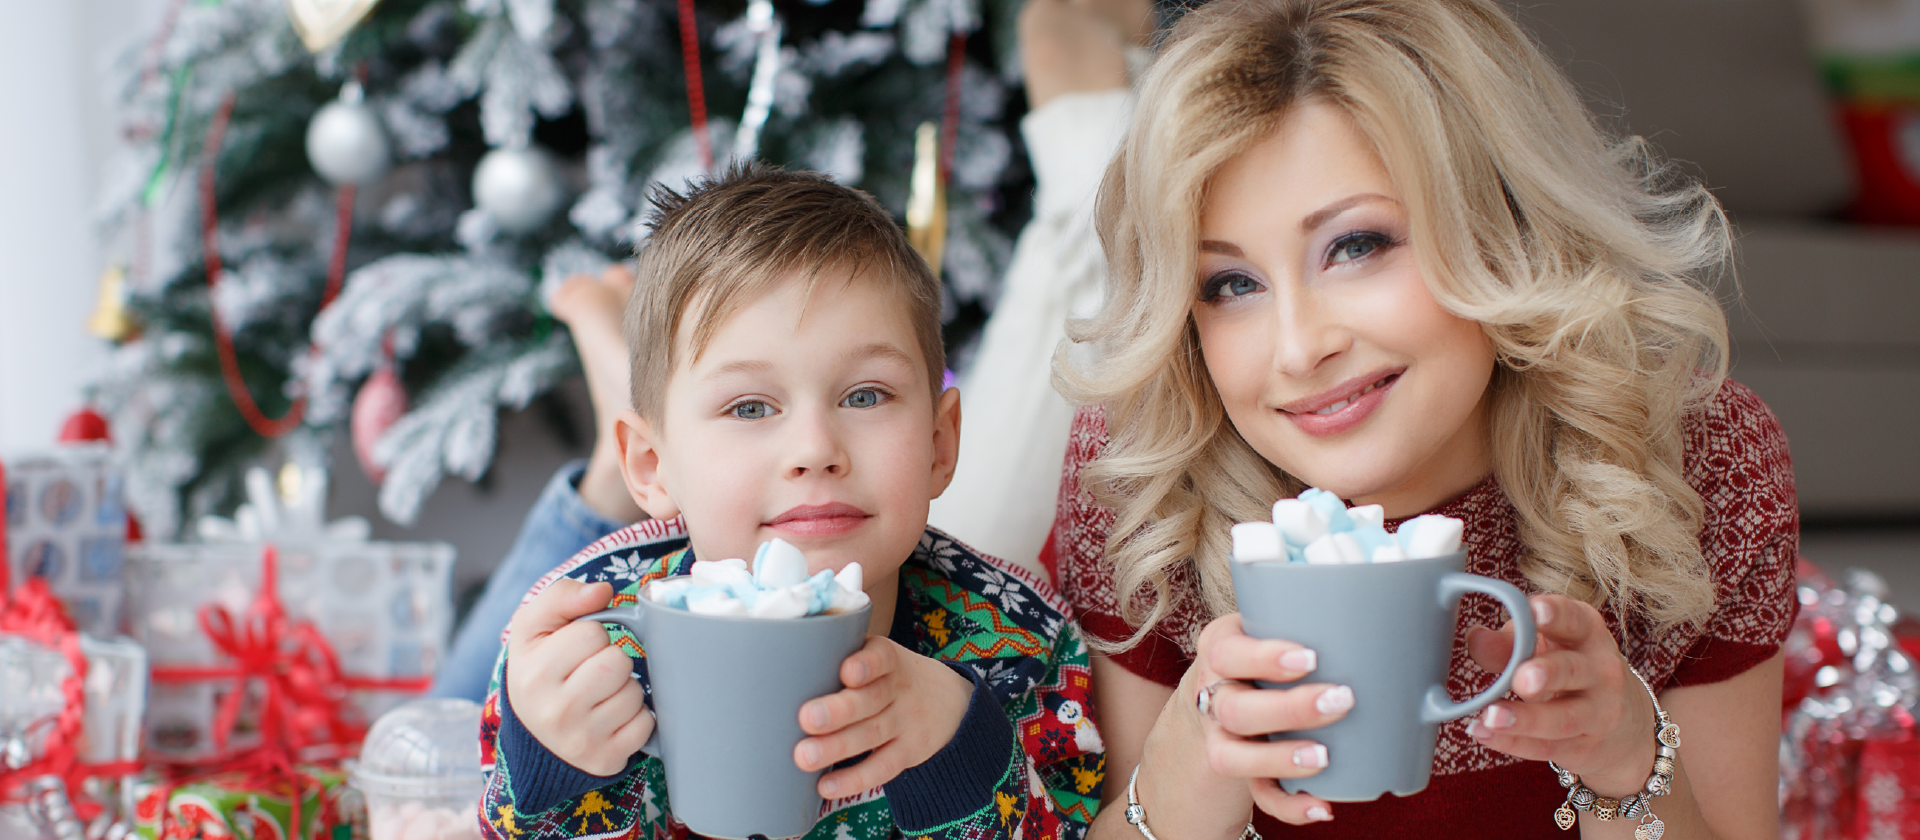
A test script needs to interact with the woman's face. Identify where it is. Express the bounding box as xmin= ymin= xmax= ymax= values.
xmin=1192 ymin=100 xmax=1497 ymax=517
